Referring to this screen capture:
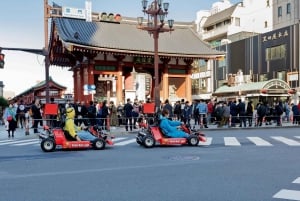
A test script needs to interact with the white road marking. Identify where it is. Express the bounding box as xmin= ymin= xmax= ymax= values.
xmin=0 ymin=139 xmax=38 ymax=145
xmin=114 ymin=139 xmax=136 ymax=146
xmin=224 ymin=137 xmax=241 ymax=146
xmin=198 ymin=137 xmax=212 ymax=146
xmin=247 ymin=137 xmax=273 ymax=146
xmin=14 ymin=140 xmax=40 ymax=146
xmin=271 ymin=136 xmax=300 ymax=146
xmin=273 ymin=189 xmax=300 ymax=200
xmin=293 ymin=177 xmax=300 ymax=184
xmin=112 ymin=137 xmax=127 ymax=142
